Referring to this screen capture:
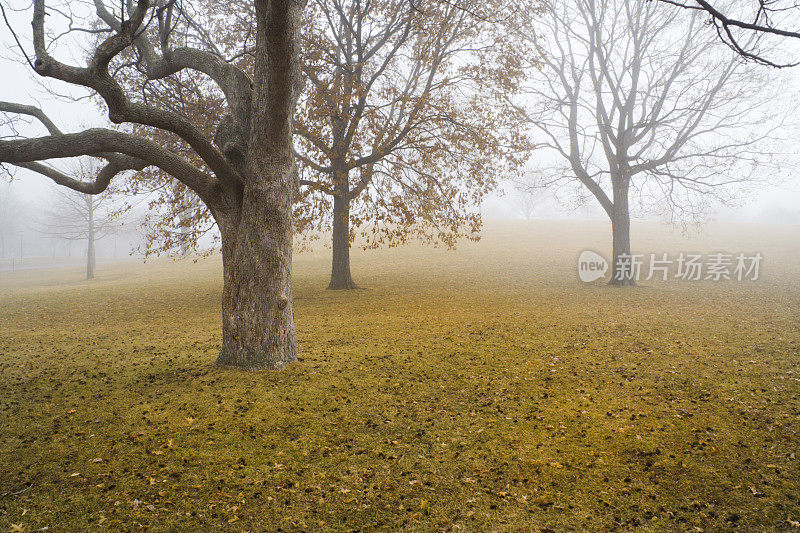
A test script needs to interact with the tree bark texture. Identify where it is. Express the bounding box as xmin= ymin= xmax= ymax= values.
xmin=328 ymin=185 xmax=357 ymax=290
xmin=214 ymin=0 xmax=302 ymax=369
xmin=609 ymin=178 xmax=634 ymax=286
xmin=216 ymin=179 xmax=297 ymax=370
